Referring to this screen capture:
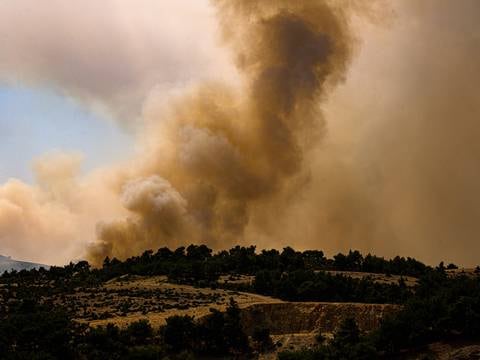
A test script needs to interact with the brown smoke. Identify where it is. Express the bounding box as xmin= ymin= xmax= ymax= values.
xmin=3 ymin=1 xmax=480 ymax=267
xmin=352 ymin=0 xmax=480 ymax=266
xmin=283 ymin=0 xmax=480 ymax=266
xmin=0 ymin=152 xmax=125 ymax=264
xmin=87 ymin=0 xmax=361 ymax=264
